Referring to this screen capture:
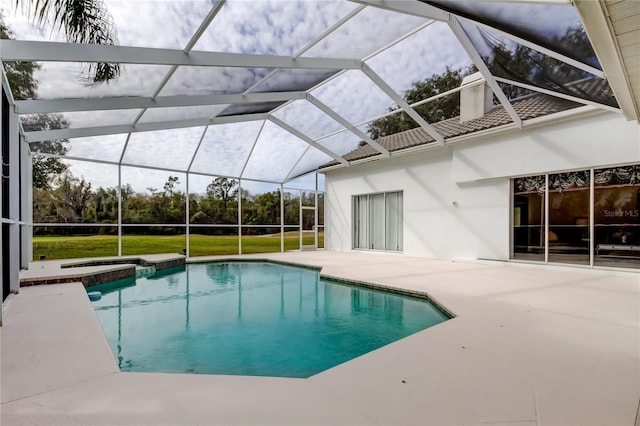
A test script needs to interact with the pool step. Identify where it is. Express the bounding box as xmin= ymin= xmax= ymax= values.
xmin=136 ymin=265 xmax=156 ymax=279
